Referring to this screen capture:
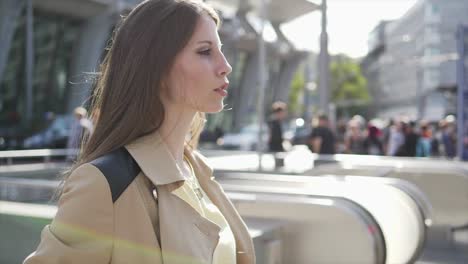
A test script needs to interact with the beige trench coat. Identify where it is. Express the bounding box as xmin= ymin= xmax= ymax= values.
xmin=24 ymin=132 xmax=255 ymax=264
